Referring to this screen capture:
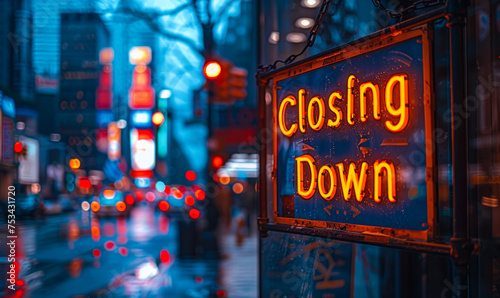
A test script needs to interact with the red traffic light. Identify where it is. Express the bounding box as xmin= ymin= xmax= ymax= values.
xmin=152 ymin=111 xmax=165 ymax=126
xmin=202 ymin=58 xmax=248 ymax=104
xmin=204 ymin=61 xmax=222 ymax=79
xmin=14 ymin=142 xmax=23 ymax=153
